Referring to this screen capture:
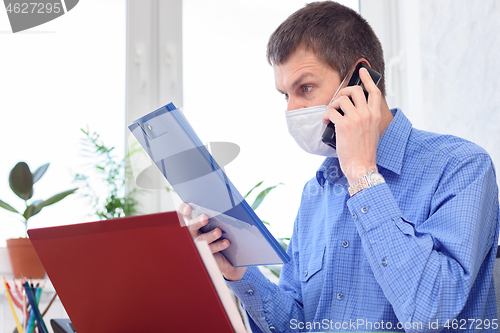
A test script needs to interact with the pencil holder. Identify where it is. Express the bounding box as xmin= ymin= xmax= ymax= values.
xmin=3 ymin=280 xmax=70 ymax=333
